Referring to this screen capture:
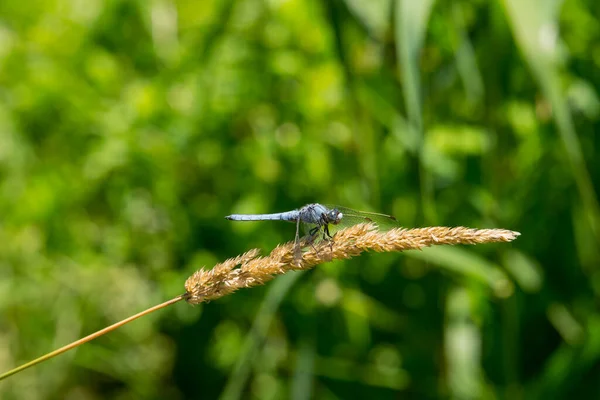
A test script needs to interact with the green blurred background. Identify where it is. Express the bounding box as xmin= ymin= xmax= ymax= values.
xmin=1 ymin=0 xmax=599 ymax=398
